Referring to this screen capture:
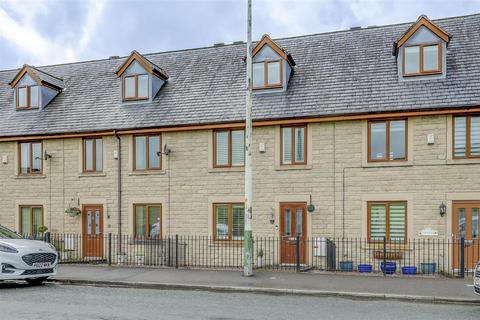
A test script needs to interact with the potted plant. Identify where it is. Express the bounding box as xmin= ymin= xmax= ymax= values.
xmin=340 ymin=254 xmax=353 ymax=272
xmin=256 ymin=249 xmax=264 ymax=268
xmin=37 ymin=225 xmax=48 ymax=240
xmin=401 ymin=266 xmax=417 ymax=275
xmin=420 ymin=262 xmax=437 ymax=274
xmin=380 ymin=261 xmax=397 ymax=275
xmin=65 ymin=207 xmax=81 ymax=217
xmin=357 ymin=264 xmax=373 ymax=273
